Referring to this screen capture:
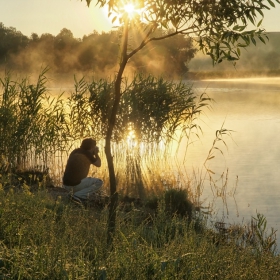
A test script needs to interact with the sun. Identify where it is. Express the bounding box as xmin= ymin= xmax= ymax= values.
xmin=123 ymin=3 xmax=137 ymax=19
xmin=107 ymin=0 xmax=144 ymax=24
xmin=124 ymin=3 xmax=135 ymax=15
